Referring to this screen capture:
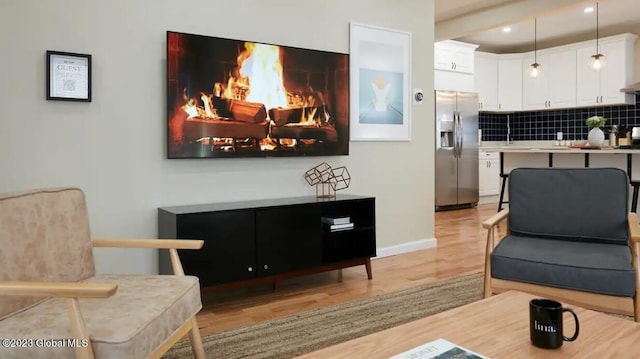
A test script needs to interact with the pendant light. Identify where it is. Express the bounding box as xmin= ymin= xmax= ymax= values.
xmin=529 ymin=18 xmax=541 ymax=78
xmin=589 ymin=2 xmax=606 ymax=71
